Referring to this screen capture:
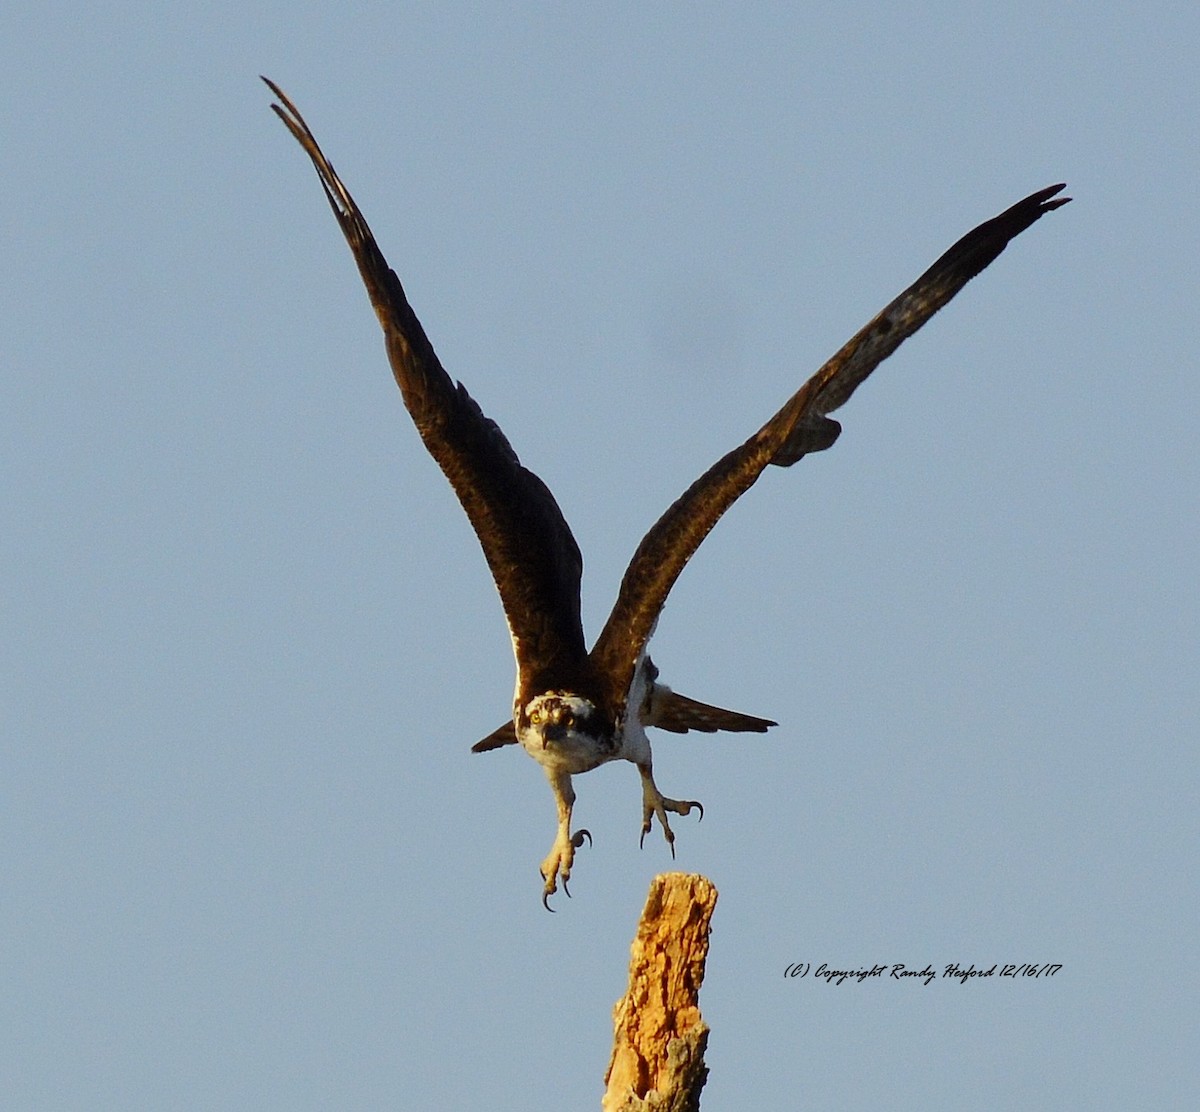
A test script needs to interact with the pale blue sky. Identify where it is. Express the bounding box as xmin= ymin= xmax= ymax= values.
xmin=4 ymin=3 xmax=1197 ymax=1108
